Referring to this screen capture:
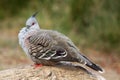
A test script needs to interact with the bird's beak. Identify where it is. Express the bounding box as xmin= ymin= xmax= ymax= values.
xmin=32 ymin=11 xmax=39 ymax=17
